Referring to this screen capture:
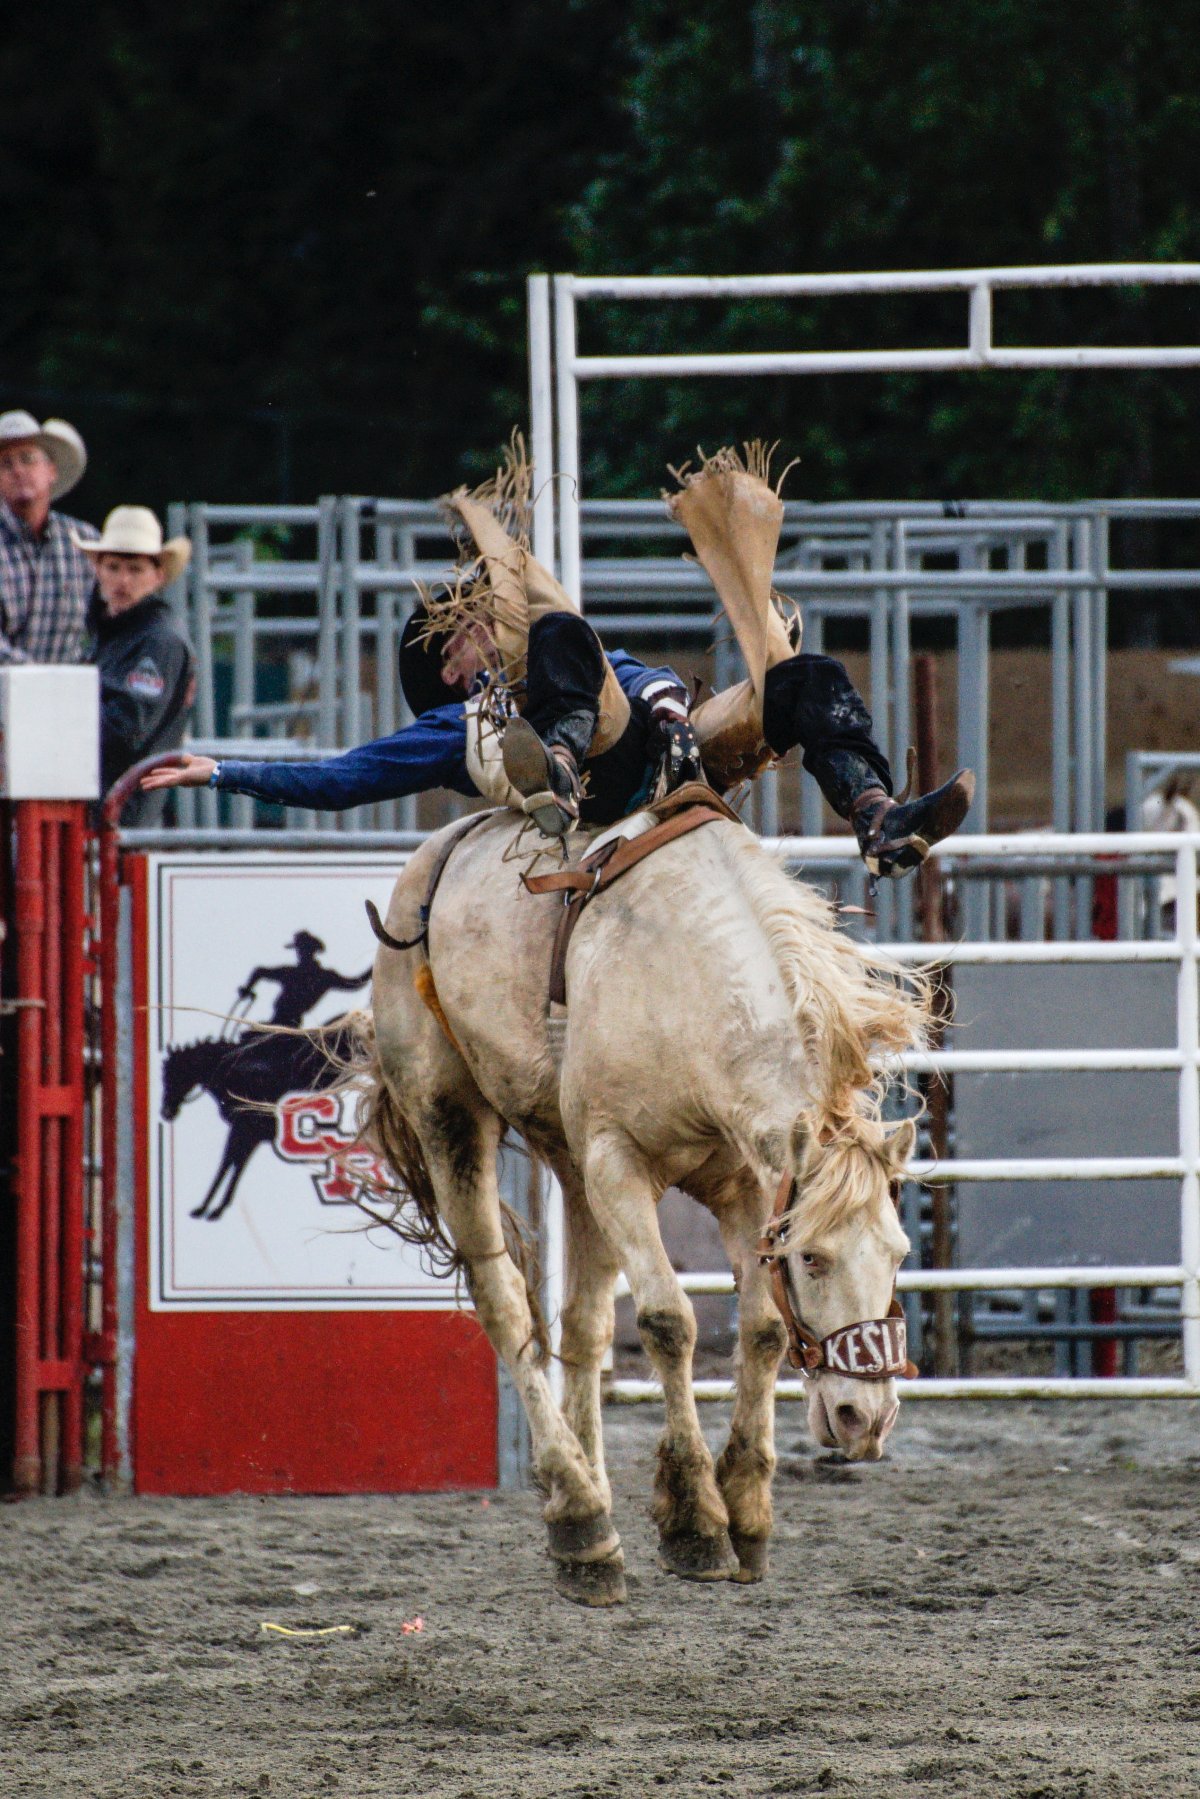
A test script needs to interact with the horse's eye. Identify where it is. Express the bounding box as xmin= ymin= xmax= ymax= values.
xmin=799 ymin=1252 xmax=823 ymax=1275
